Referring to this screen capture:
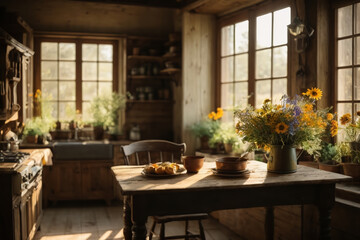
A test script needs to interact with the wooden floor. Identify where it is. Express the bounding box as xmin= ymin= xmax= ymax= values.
xmin=34 ymin=201 xmax=244 ymax=240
